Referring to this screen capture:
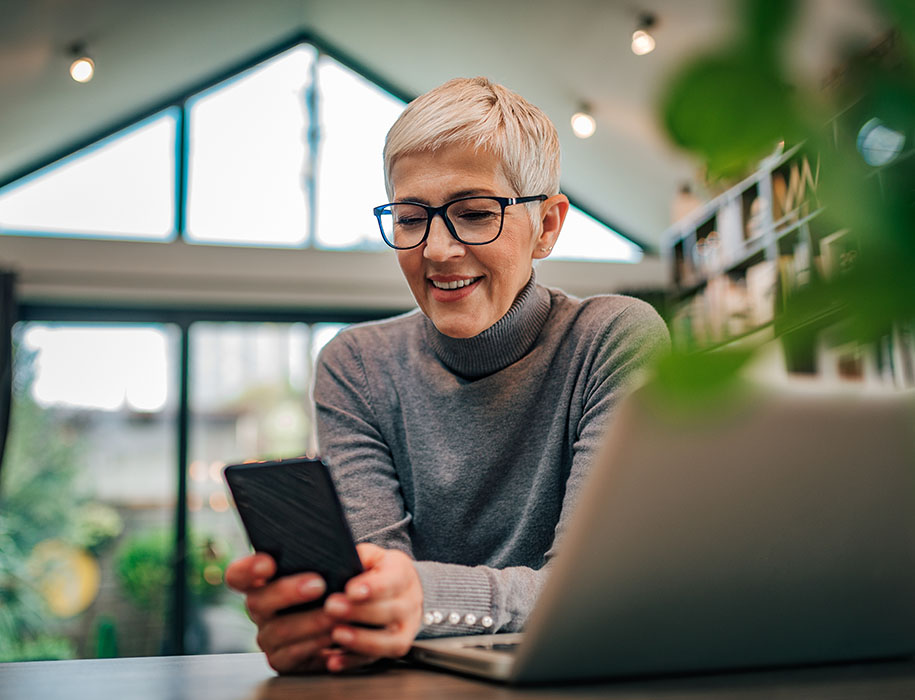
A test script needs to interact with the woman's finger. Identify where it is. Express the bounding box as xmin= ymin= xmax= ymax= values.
xmin=225 ymin=553 xmax=276 ymax=593
xmin=325 ymin=593 xmax=410 ymax=628
xmin=256 ymin=608 xmax=334 ymax=655
xmin=345 ymin=547 xmax=414 ymax=602
xmin=265 ymin=634 xmax=335 ymax=674
xmin=330 ymin=622 xmax=414 ymax=659
xmin=245 ymin=573 xmax=326 ymax=624
xmin=324 ymin=649 xmax=381 ymax=674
